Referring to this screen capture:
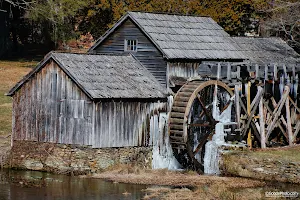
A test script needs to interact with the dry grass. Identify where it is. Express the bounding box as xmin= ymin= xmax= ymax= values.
xmin=248 ymin=145 xmax=300 ymax=162
xmin=0 ymin=60 xmax=34 ymax=136
xmin=143 ymin=184 xmax=265 ymax=200
xmin=89 ymin=164 xmax=265 ymax=188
